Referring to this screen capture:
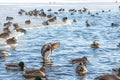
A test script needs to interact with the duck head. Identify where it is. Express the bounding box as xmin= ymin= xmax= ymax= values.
xmin=18 ymin=61 xmax=25 ymax=71
xmin=35 ymin=76 xmax=42 ymax=80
